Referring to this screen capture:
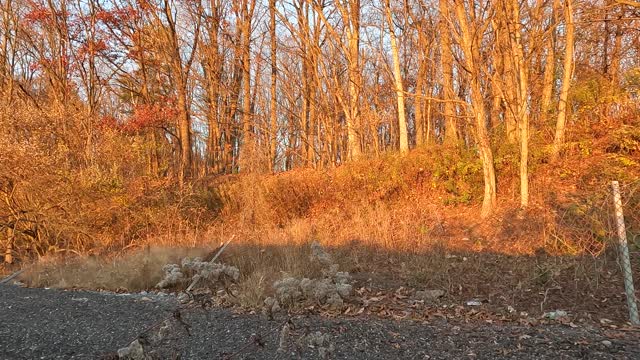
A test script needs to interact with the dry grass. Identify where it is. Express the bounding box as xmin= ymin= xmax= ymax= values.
xmin=19 ymin=246 xmax=209 ymax=291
